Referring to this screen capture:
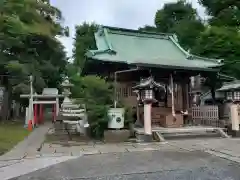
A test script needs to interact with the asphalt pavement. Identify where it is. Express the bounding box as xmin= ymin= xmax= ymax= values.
xmin=10 ymin=148 xmax=240 ymax=180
